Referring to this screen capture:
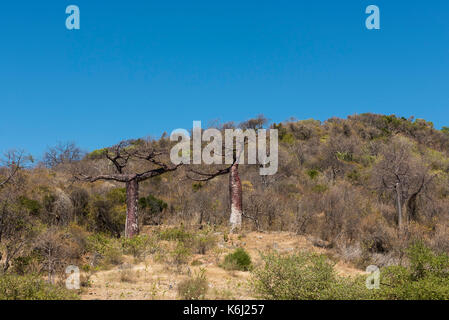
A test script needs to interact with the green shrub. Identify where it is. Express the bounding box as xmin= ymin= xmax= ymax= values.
xmin=306 ymin=169 xmax=319 ymax=180
xmin=170 ymin=241 xmax=191 ymax=266
xmin=122 ymin=234 xmax=158 ymax=260
xmin=87 ymin=148 xmax=107 ymax=159
xmin=86 ymin=233 xmax=123 ymax=267
xmin=158 ymin=226 xmax=216 ymax=255
xmin=192 ymin=183 xmax=203 ymax=192
xmin=18 ymin=196 xmax=42 ymax=215
xmin=311 ymin=184 xmax=328 ymax=193
xmin=88 ymin=199 xmax=125 ymax=237
xmin=159 ymin=226 xmax=193 ymax=242
xmin=375 ymin=241 xmax=449 ymax=300
xmin=0 ymin=274 xmax=79 ymax=300
xmin=406 ymin=241 xmax=449 ymax=280
xmin=251 ymin=251 xmax=371 ymax=300
xmin=139 ymin=194 xmax=167 ymax=213
xmin=191 ymin=259 xmax=203 ymax=266
xmin=106 ymin=188 xmax=127 ymax=204
xmin=221 ymin=248 xmax=252 ymax=271
xmin=177 ymin=268 xmax=208 ymax=300
xmin=192 ymin=228 xmax=217 ymax=254
xmin=138 ymin=194 xmax=167 ymax=225
xmin=11 ymin=254 xmax=40 ymax=275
